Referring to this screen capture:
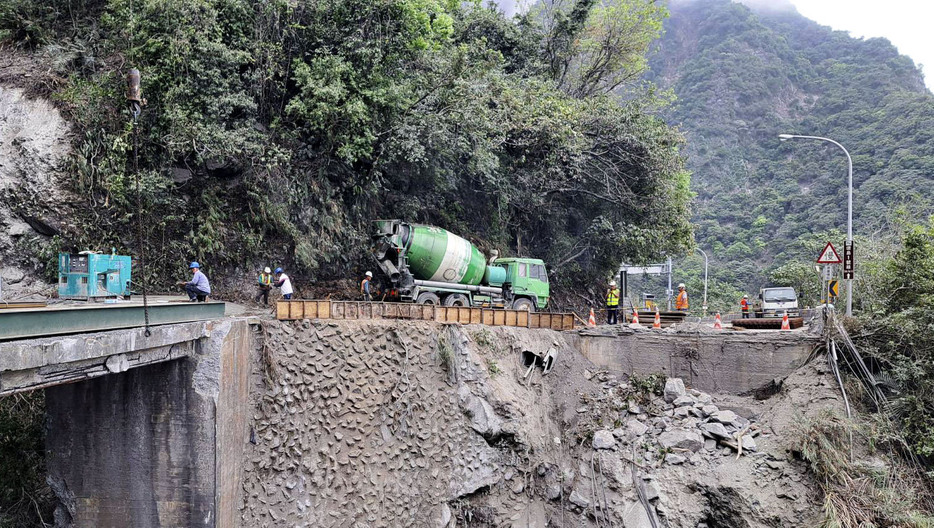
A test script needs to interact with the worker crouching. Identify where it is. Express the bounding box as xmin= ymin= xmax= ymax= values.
xmin=180 ymin=261 xmax=210 ymax=302
xmin=606 ymin=281 xmax=620 ymax=325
